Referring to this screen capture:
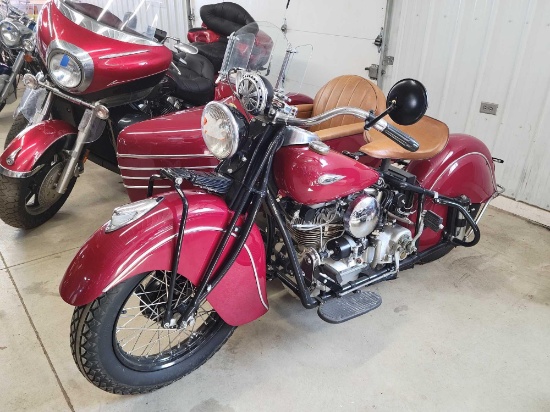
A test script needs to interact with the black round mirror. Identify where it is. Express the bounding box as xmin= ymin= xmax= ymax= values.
xmin=386 ymin=79 xmax=428 ymax=125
